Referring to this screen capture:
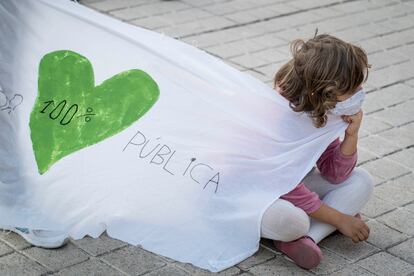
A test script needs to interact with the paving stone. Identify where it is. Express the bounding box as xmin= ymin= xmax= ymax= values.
xmin=387 ymin=148 xmax=414 ymax=170
xmin=175 ymin=260 xmax=241 ymax=275
xmin=310 ymin=6 xmax=343 ymax=19
xmin=366 ymin=219 xmax=410 ymax=249
xmin=374 ymin=180 xmax=414 ymax=206
xmin=109 ymin=2 xmax=191 ymax=21
xmin=330 ymin=264 xmax=376 ymax=276
xmin=242 ymin=69 xmax=270 ymax=82
xmin=399 ymin=42 xmax=414 ymax=59
xmin=144 ymin=264 xmax=190 ymax=276
xmin=70 ymin=231 xmax=127 ymax=257
xmin=406 ymin=79 xmax=414 ymax=87
xmin=365 ymin=47 xmax=410 ymax=70
xmin=371 ymin=100 xmax=414 ymax=127
xmin=334 ymin=27 xmax=378 ymax=44
xmin=0 ymin=240 xmax=13 ymax=257
xmin=205 ymin=40 xmax=266 ymax=59
xmin=182 ymin=28 xmax=244 ymax=48
xmin=356 ymin=147 xmax=377 ymax=165
xmin=378 ymin=123 xmax=414 ymax=148
xmin=405 ymin=202 xmax=414 ymax=213
xmin=23 ymin=242 xmax=89 ymax=271
xmin=130 ymin=16 xmax=173 ymax=30
xmin=84 ymin=0 xmax=153 ymax=12
xmin=319 ymin=234 xmax=380 ymax=262
xmin=364 ymin=83 xmax=414 ymax=113
xmin=236 ymin=245 xmax=276 ymax=270
xmin=0 ymin=230 xmax=33 ymax=250
xmin=388 ymin=238 xmax=414 ymax=265
xmin=275 ymin=24 xmax=323 ymax=42
xmin=360 ymin=194 xmax=397 ymax=218
xmin=251 ymin=48 xmax=288 ymax=65
xmin=146 ymin=9 xmax=213 ymax=26
xmin=0 ymin=252 xmax=48 ymax=276
xmin=248 ymin=33 xmax=288 ymax=49
xmin=229 ymin=53 xmax=273 ymax=69
xmin=254 ymin=62 xmax=285 ymax=79
xmin=362 ymin=27 xmax=414 ymax=50
xmin=54 ymin=258 xmax=121 ymax=276
xmin=377 ymin=208 xmax=414 ymax=235
xmin=357 ymin=38 xmax=384 ymax=55
xmin=392 ymin=173 xmax=414 ymax=194
xmin=356 ymin=252 xmax=414 ymax=276
xmin=358 ymin=128 xmax=370 ymax=139
xmin=160 ymin=16 xmax=236 ymax=38
xmin=366 ymin=61 xmax=414 ymax=89
xmin=360 ymin=158 xmax=410 ymax=181
xmin=359 ymin=135 xmax=400 ymax=156
xmin=101 ymin=245 xmax=166 ymax=275
xmin=360 ymin=115 xmax=393 ymax=134
xmin=380 ymin=14 xmax=414 ymax=34
xmin=309 ymin=249 xmax=350 ymax=275
xmin=247 ymin=253 xmax=313 ymax=275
